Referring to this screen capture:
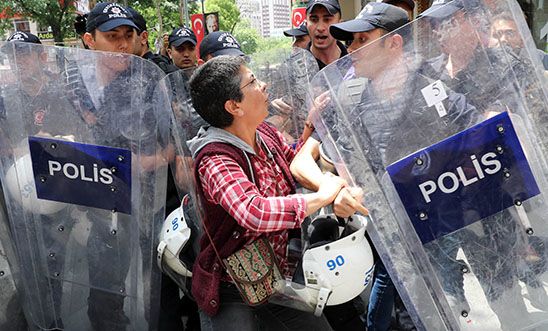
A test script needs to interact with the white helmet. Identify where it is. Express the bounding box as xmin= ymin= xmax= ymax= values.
xmin=157 ymin=194 xmax=200 ymax=295
xmin=4 ymin=154 xmax=66 ymax=215
xmin=299 ymin=214 xmax=374 ymax=315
